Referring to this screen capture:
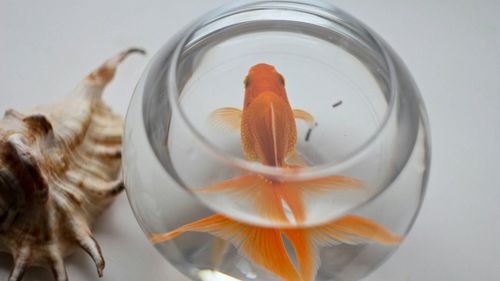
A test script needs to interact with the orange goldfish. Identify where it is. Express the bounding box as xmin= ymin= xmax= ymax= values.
xmin=203 ymin=63 xmax=361 ymax=223
xmin=151 ymin=64 xmax=402 ymax=281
